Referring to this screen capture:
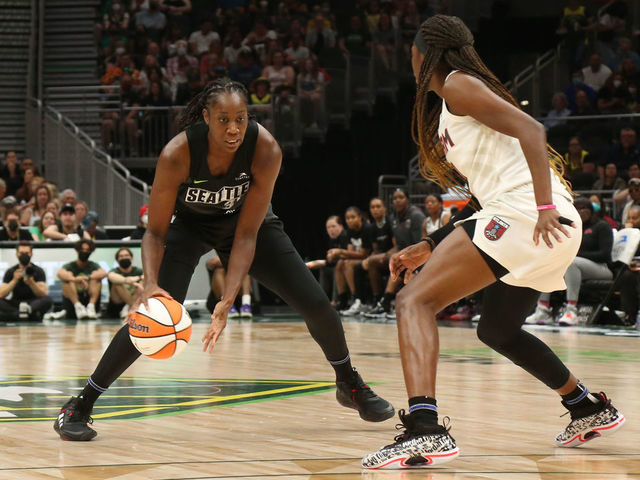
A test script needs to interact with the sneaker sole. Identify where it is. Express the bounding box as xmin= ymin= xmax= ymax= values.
xmin=336 ymin=393 xmax=395 ymax=422
xmin=240 ymin=314 xmax=253 ymax=318
xmin=555 ymin=413 xmax=626 ymax=447
xmin=362 ymin=447 xmax=460 ymax=469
